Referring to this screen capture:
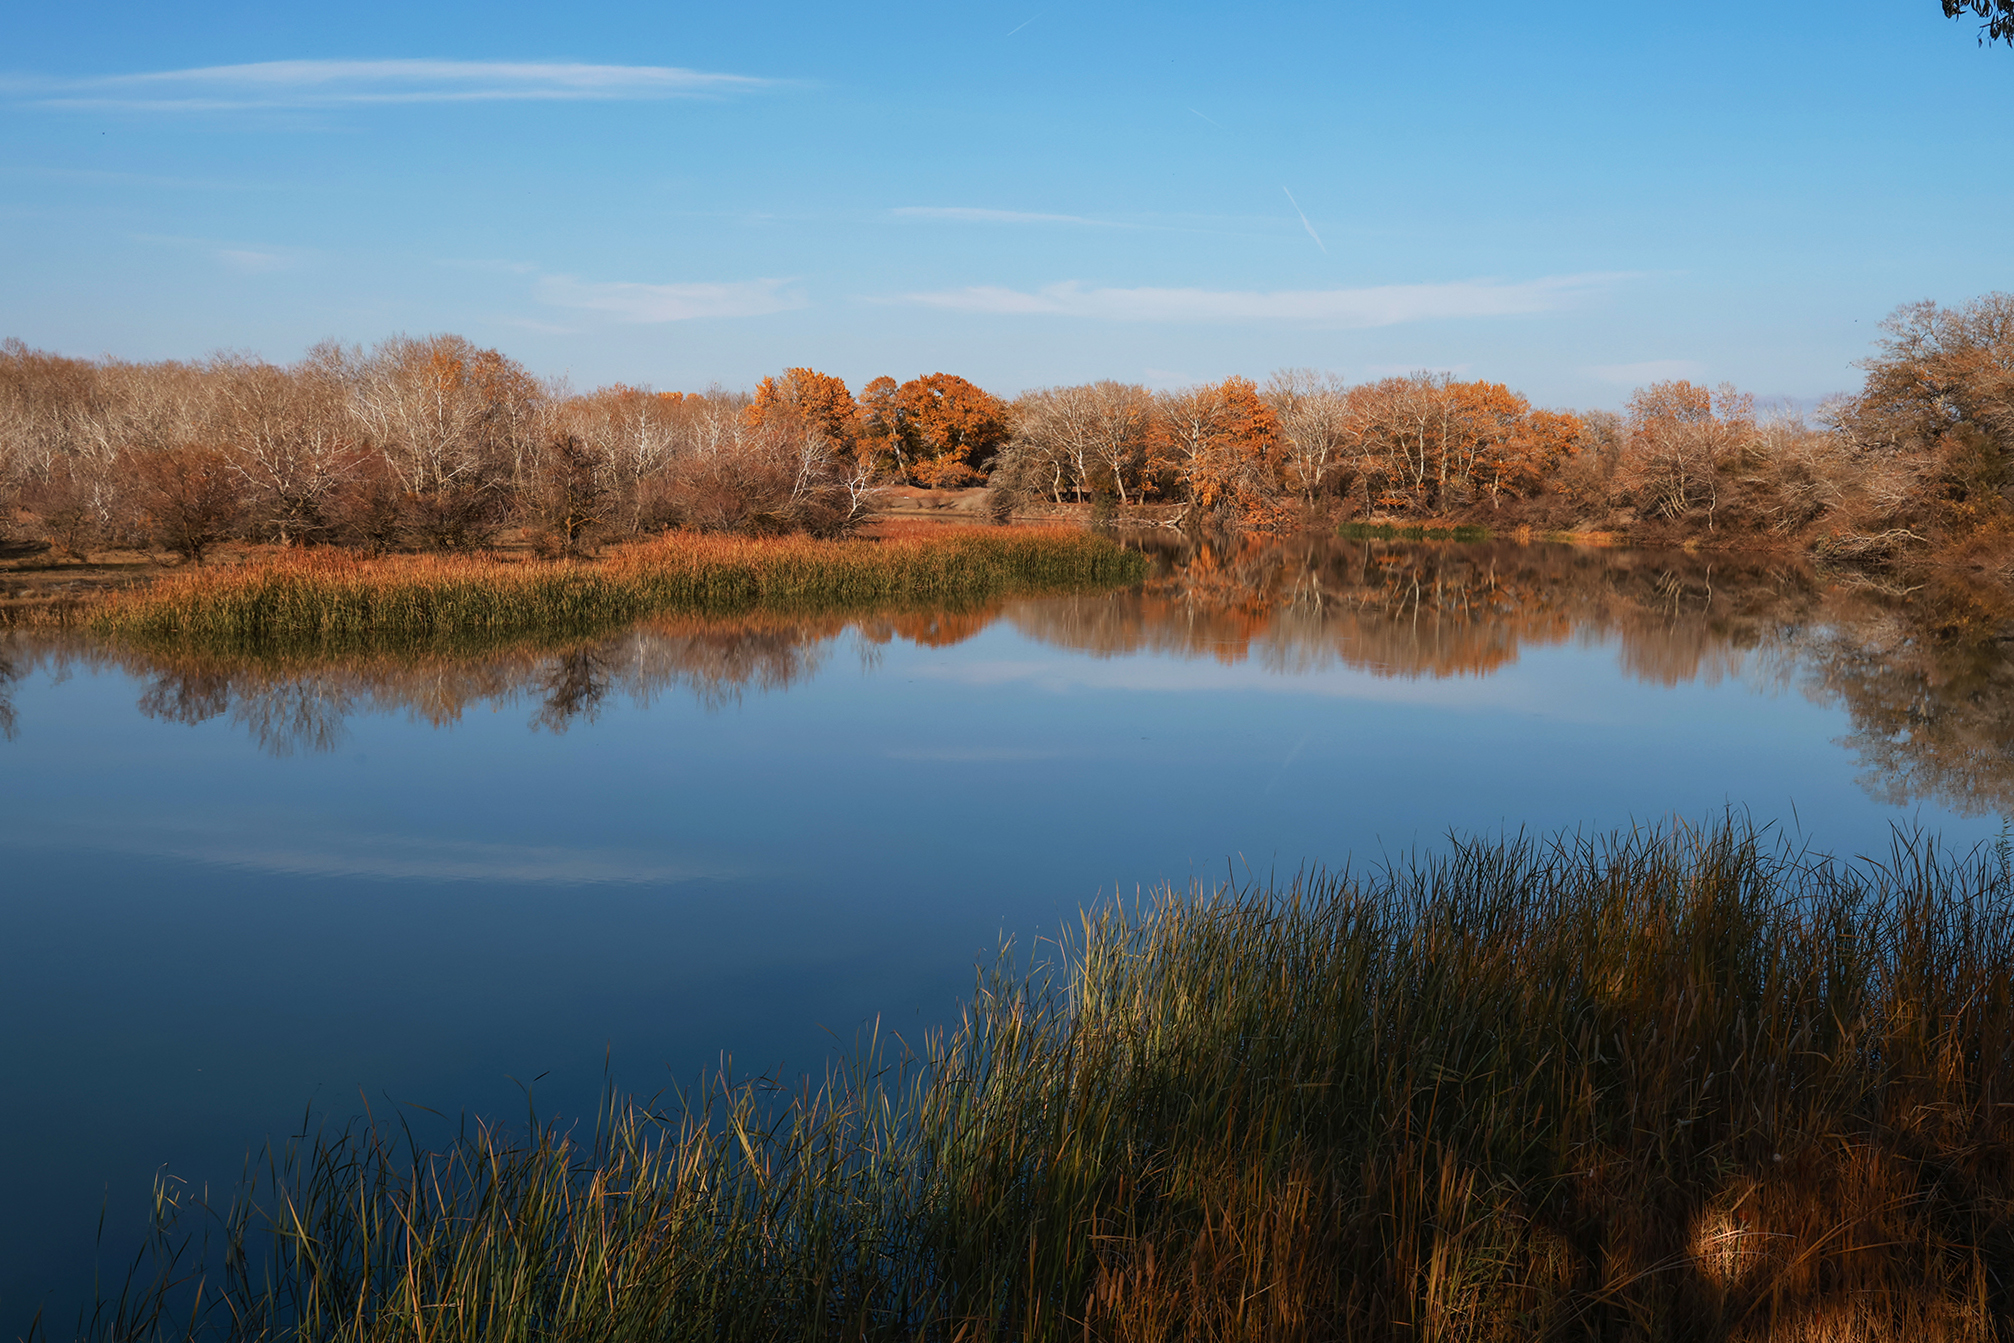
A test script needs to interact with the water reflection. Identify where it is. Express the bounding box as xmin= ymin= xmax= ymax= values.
xmin=1016 ymin=537 xmax=1814 ymax=687
xmin=0 ymin=638 xmax=20 ymax=741
xmin=8 ymin=537 xmax=2014 ymax=814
